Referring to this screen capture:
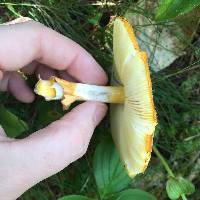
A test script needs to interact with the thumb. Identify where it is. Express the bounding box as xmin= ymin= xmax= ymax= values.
xmin=2 ymin=102 xmax=107 ymax=199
